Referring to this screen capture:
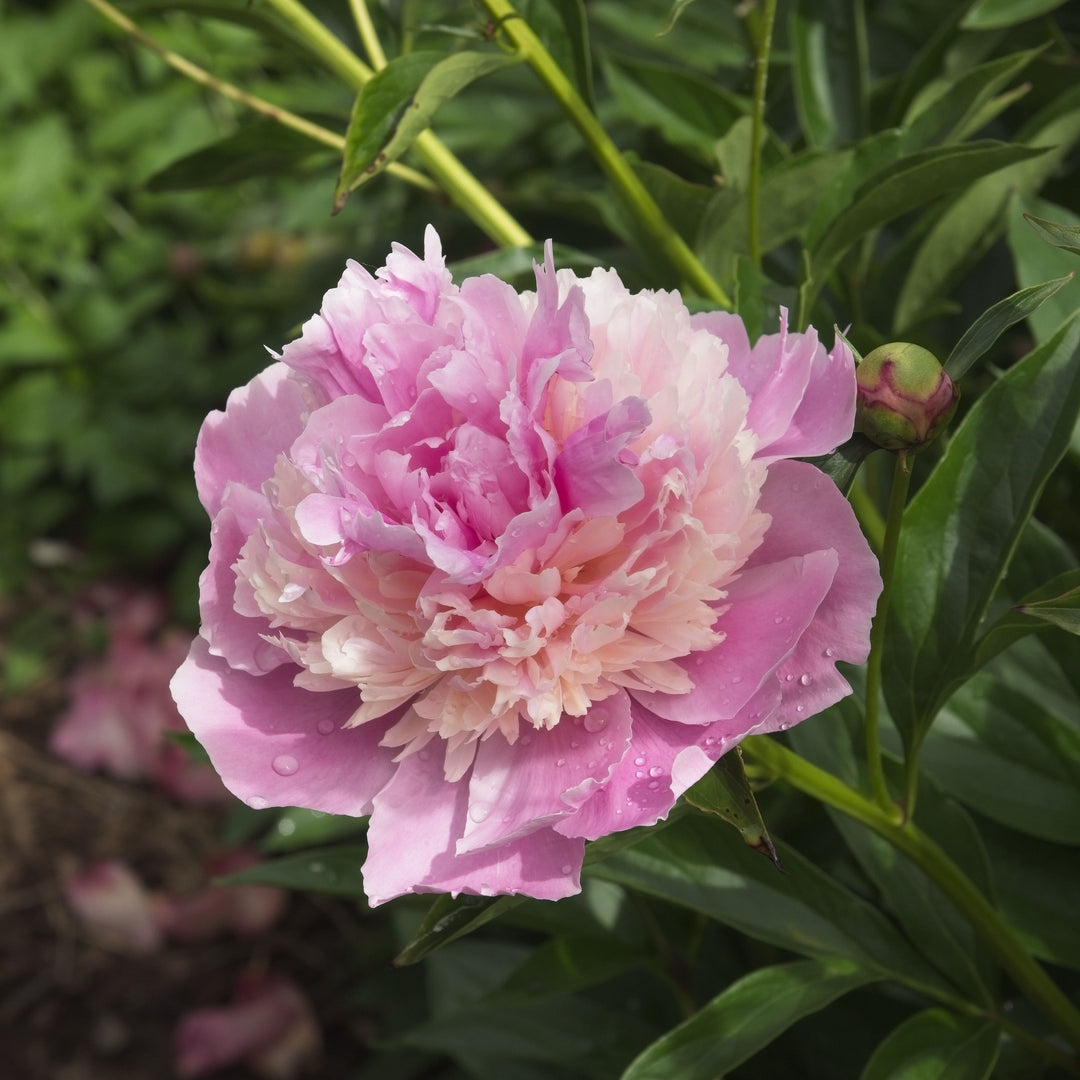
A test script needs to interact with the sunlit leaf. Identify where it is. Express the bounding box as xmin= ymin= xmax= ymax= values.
xmin=860 ymin=1009 xmax=999 ymax=1080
